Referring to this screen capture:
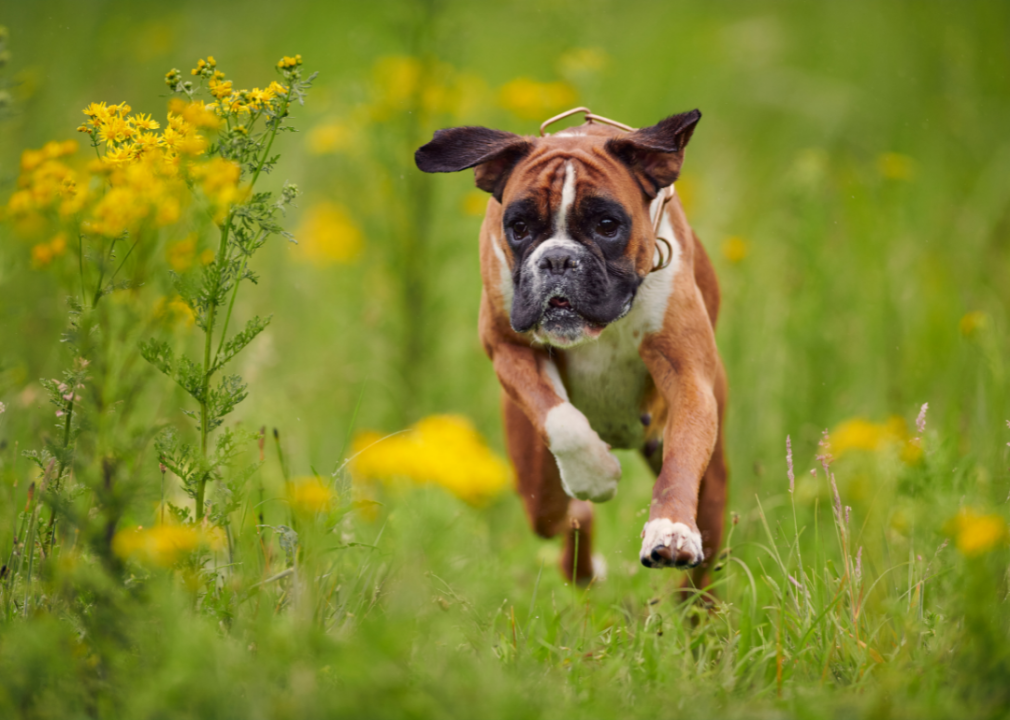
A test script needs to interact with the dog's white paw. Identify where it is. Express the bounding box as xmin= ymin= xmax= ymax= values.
xmin=545 ymin=403 xmax=621 ymax=502
xmin=639 ymin=519 xmax=704 ymax=568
